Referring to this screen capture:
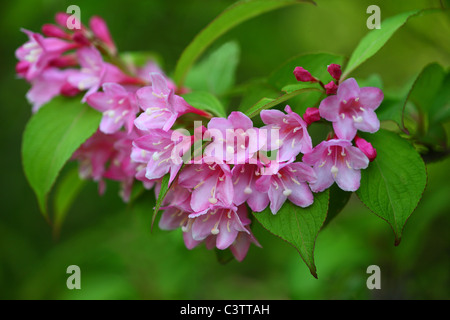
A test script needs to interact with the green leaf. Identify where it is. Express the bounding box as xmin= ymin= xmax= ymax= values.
xmin=244 ymin=87 xmax=321 ymax=119
xmin=173 ymin=0 xmax=315 ymax=87
xmin=182 ymin=91 xmax=227 ymax=117
xmin=429 ymin=72 xmax=450 ymax=124
xmin=185 ymin=41 xmax=240 ymax=97
xmin=22 ymin=97 xmax=101 ymax=218
xmin=53 ymin=165 xmax=85 ymax=236
xmin=253 ymin=190 xmax=329 ymax=278
xmin=152 ymin=174 xmax=171 ymax=231
xmin=342 ymin=10 xmax=421 ymax=79
xmin=356 ymin=129 xmax=427 ymax=245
